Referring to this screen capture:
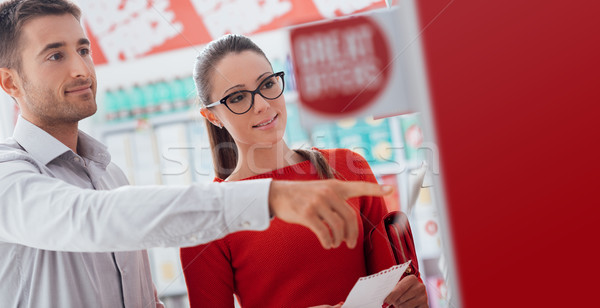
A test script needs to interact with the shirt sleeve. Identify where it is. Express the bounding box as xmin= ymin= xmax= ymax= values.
xmin=0 ymin=159 xmax=272 ymax=252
